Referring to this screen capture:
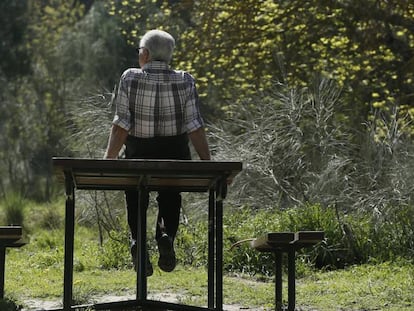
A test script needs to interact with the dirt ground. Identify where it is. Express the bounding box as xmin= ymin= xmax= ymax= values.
xmin=22 ymin=293 xmax=266 ymax=311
